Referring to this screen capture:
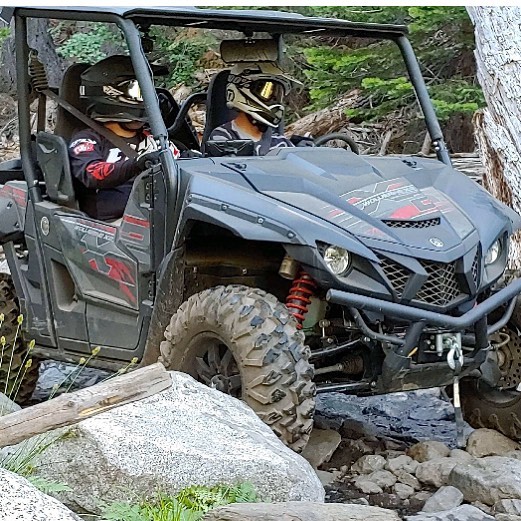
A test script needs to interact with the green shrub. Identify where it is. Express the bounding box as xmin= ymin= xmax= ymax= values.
xmin=103 ymin=483 xmax=260 ymax=521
